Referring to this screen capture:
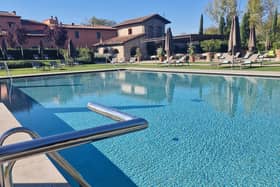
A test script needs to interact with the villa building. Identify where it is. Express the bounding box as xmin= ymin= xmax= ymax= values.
xmin=0 ymin=11 xmax=116 ymax=48
xmin=0 ymin=11 xmax=224 ymax=61
xmin=94 ymin=14 xmax=171 ymax=61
